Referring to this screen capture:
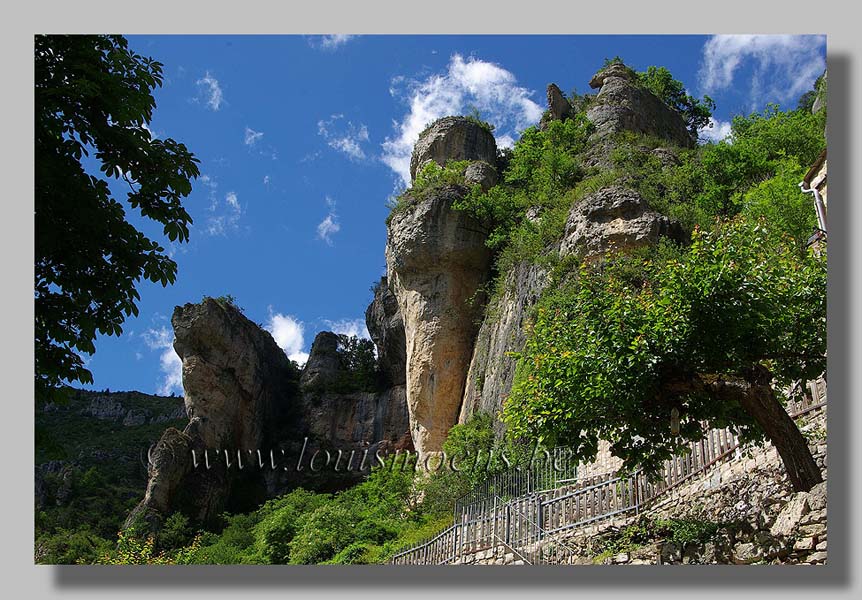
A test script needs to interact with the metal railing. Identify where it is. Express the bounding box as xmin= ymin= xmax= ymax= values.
xmin=391 ymin=378 xmax=826 ymax=565
xmin=453 ymin=447 xmax=577 ymax=516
